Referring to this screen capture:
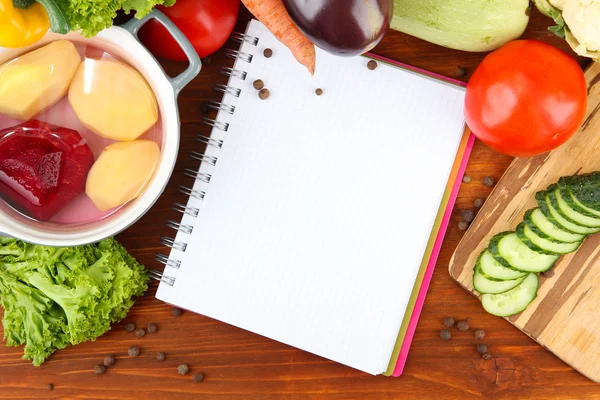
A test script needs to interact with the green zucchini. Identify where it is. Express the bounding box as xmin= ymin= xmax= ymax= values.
xmin=524 ymin=208 xmax=585 ymax=243
xmin=488 ymin=232 xmax=558 ymax=272
xmin=390 ymin=0 xmax=530 ymax=53
xmin=538 ymin=190 xmax=600 ymax=234
xmin=473 ymin=263 xmax=526 ymax=294
xmin=551 ymin=186 xmax=600 ymax=228
xmin=478 ymin=249 xmax=526 ymax=281
xmin=516 ymin=222 xmax=582 ymax=255
xmin=481 ymin=273 xmax=539 ymax=317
